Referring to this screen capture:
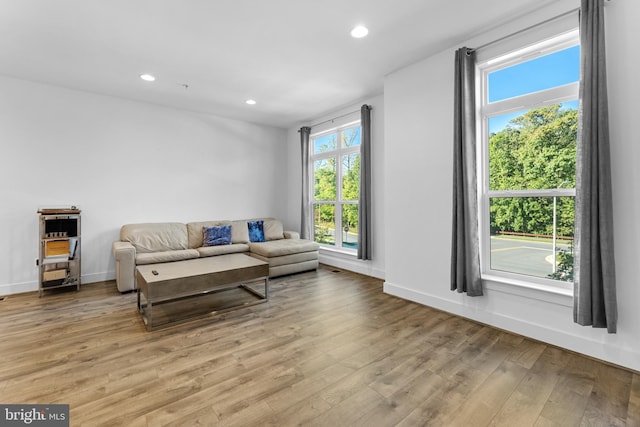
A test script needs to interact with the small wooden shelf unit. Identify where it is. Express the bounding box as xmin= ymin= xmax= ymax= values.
xmin=37 ymin=208 xmax=81 ymax=297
